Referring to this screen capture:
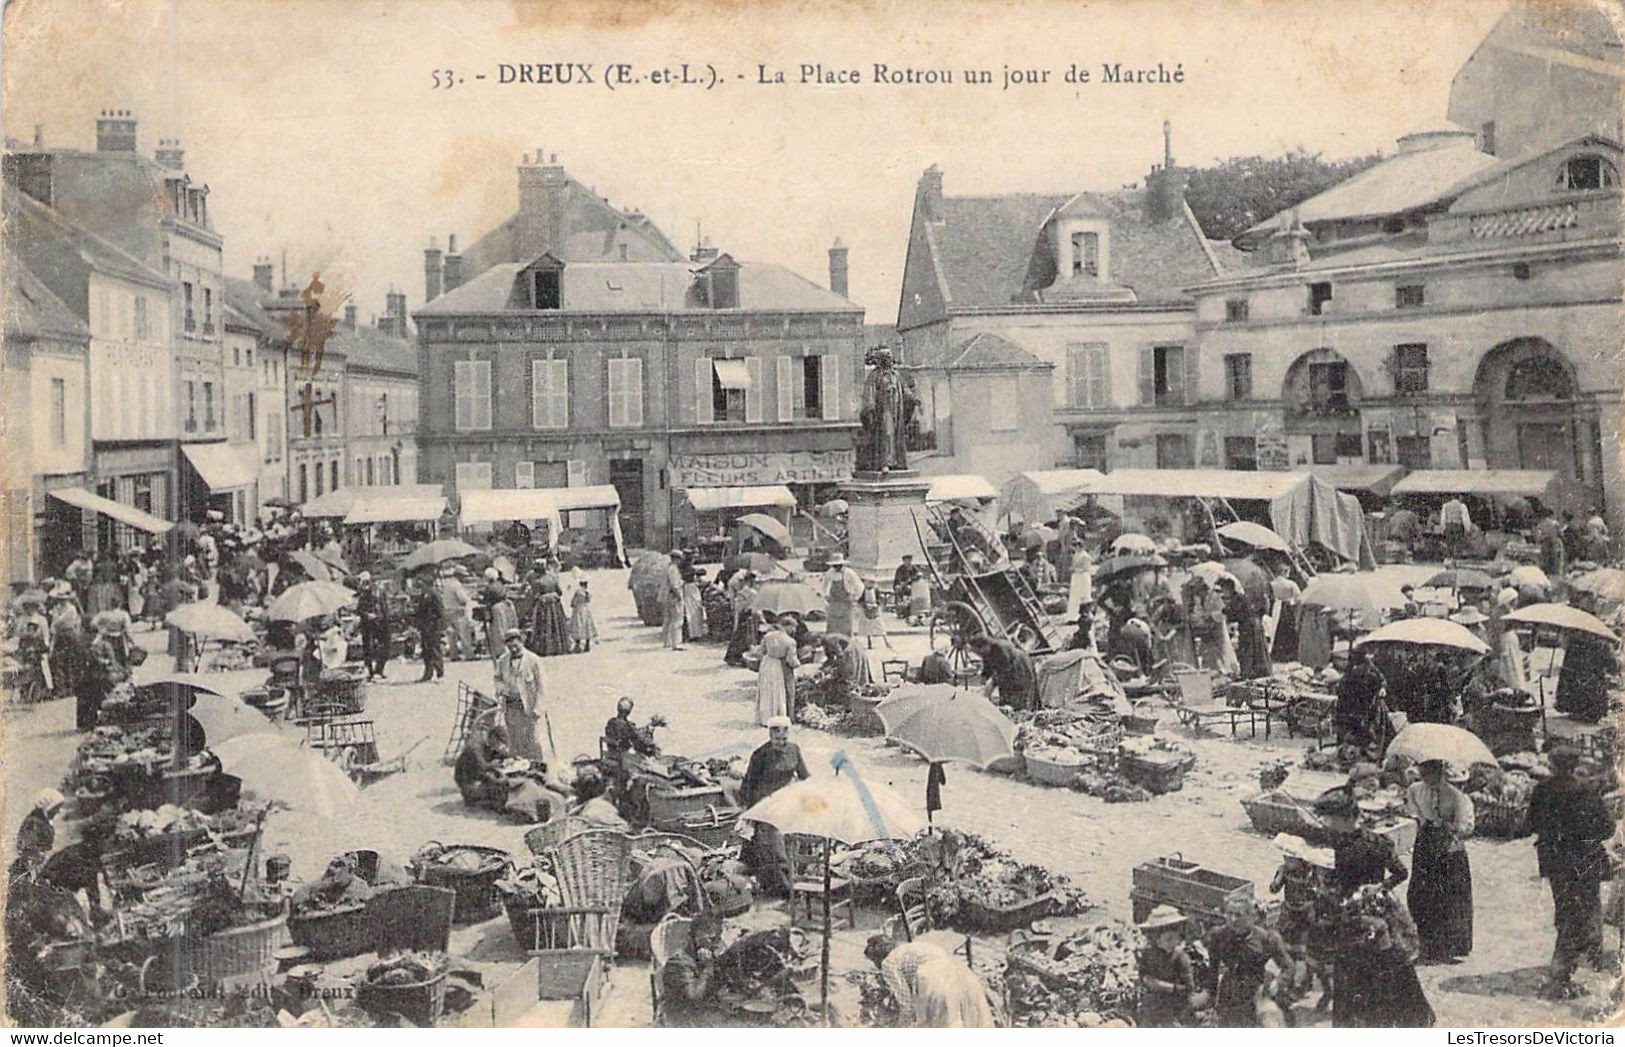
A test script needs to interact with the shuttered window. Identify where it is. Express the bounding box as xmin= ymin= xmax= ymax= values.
xmin=455 ymin=461 xmax=492 ymax=491
xmin=514 ymin=461 xmax=534 ymax=488
xmin=695 ymin=358 xmax=714 ymax=424
xmin=776 ymin=357 xmax=796 ymax=422
xmin=821 ymin=354 xmax=840 ymax=420
xmin=744 ymin=357 xmax=763 ymax=422
xmin=607 ymin=358 xmax=643 ymax=427
xmin=531 ymin=357 xmax=569 ymax=429
xmin=453 ymin=360 xmax=492 ymax=431
xmin=1066 ymin=344 xmax=1109 ymax=408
